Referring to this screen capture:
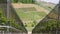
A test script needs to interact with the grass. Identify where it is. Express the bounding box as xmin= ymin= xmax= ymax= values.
xmin=15 ymin=8 xmax=46 ymax=31
xmin=36 ymin=1 xmax=56 ymax=11
xmin=15 ymin=8 xmax=46 ymax=21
